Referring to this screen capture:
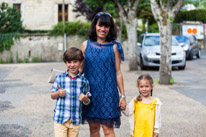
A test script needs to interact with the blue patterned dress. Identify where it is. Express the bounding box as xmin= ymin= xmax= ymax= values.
xmin=82 ymin=40 xmax=124 ymax=128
